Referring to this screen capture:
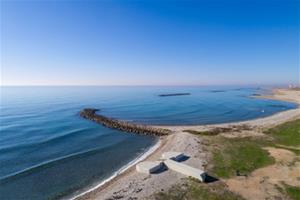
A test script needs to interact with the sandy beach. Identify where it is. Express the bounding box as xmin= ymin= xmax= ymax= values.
xmin=74 ymin=88 xmax=300 ymax=200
